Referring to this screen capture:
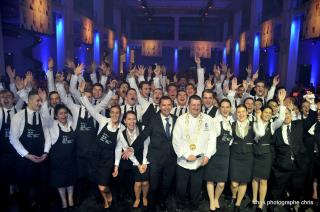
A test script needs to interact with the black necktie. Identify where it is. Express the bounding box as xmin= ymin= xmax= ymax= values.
xmin=165 ymin=117 xmax=170 ymax=138
xmin=7 ymin=110 xmax=11 ymax=125
xmin=204 ymin=107 xmax=208 ymax=114
xmin=94 ymin=100 xmax=97 ymax=105
xmin=179 ymin=108 xmax=183 ymax=116
xmin=33 ymin=112 xmax=37 ymax=125
xmin=84 ymin=110 xmax=89 ymax=119
xmin=130 ymin=106 xmax=134 ymax=111
xmin=287 ymin=125 xmax=291 ymax=145
xmin=154 ymin=104 xmax=158 ymax=112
